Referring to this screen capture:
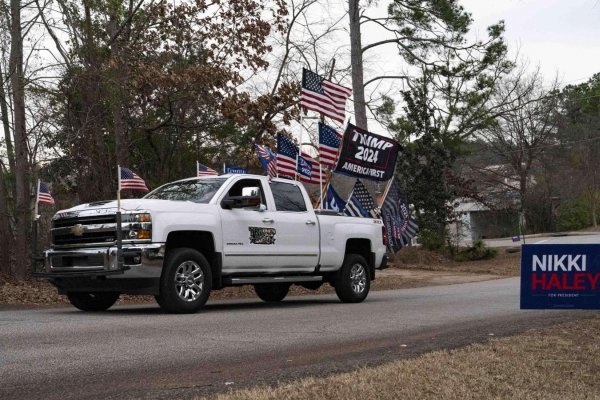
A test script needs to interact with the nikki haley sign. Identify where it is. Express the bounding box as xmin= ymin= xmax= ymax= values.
xmin=521 ymin=244 xmax=600 ymax=309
